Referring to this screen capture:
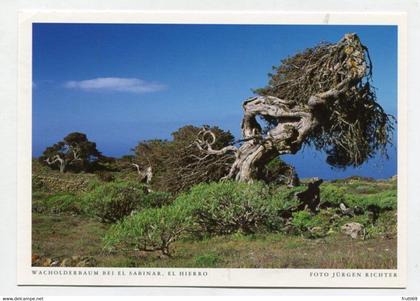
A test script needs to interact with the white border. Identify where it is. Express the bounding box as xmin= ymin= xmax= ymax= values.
xmin=17 ymin=10 xmax=407 ymax=287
